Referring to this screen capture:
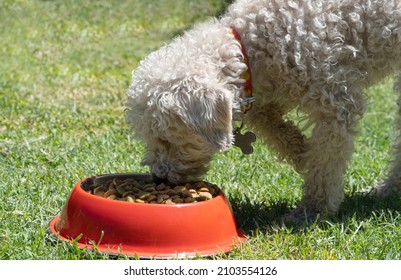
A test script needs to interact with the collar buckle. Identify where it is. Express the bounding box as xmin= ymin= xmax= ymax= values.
xmin=240 ymin=97 xmax=255 ymax=113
